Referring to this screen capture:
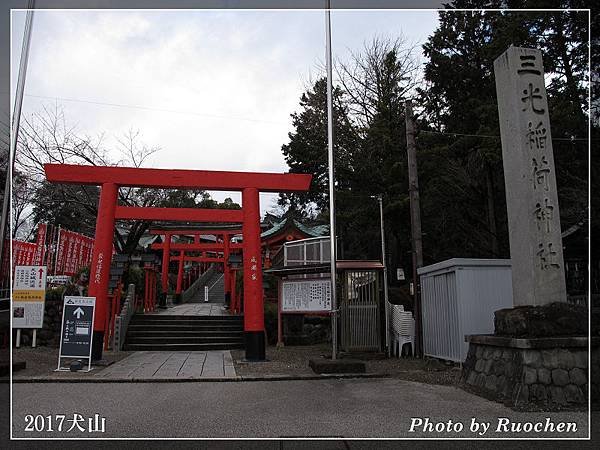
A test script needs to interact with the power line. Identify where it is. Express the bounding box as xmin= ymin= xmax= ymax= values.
xmin=21 ymin=93 xmax=289 ymax=125
xmin=419 ymin=129 xmax=589 ymax=142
